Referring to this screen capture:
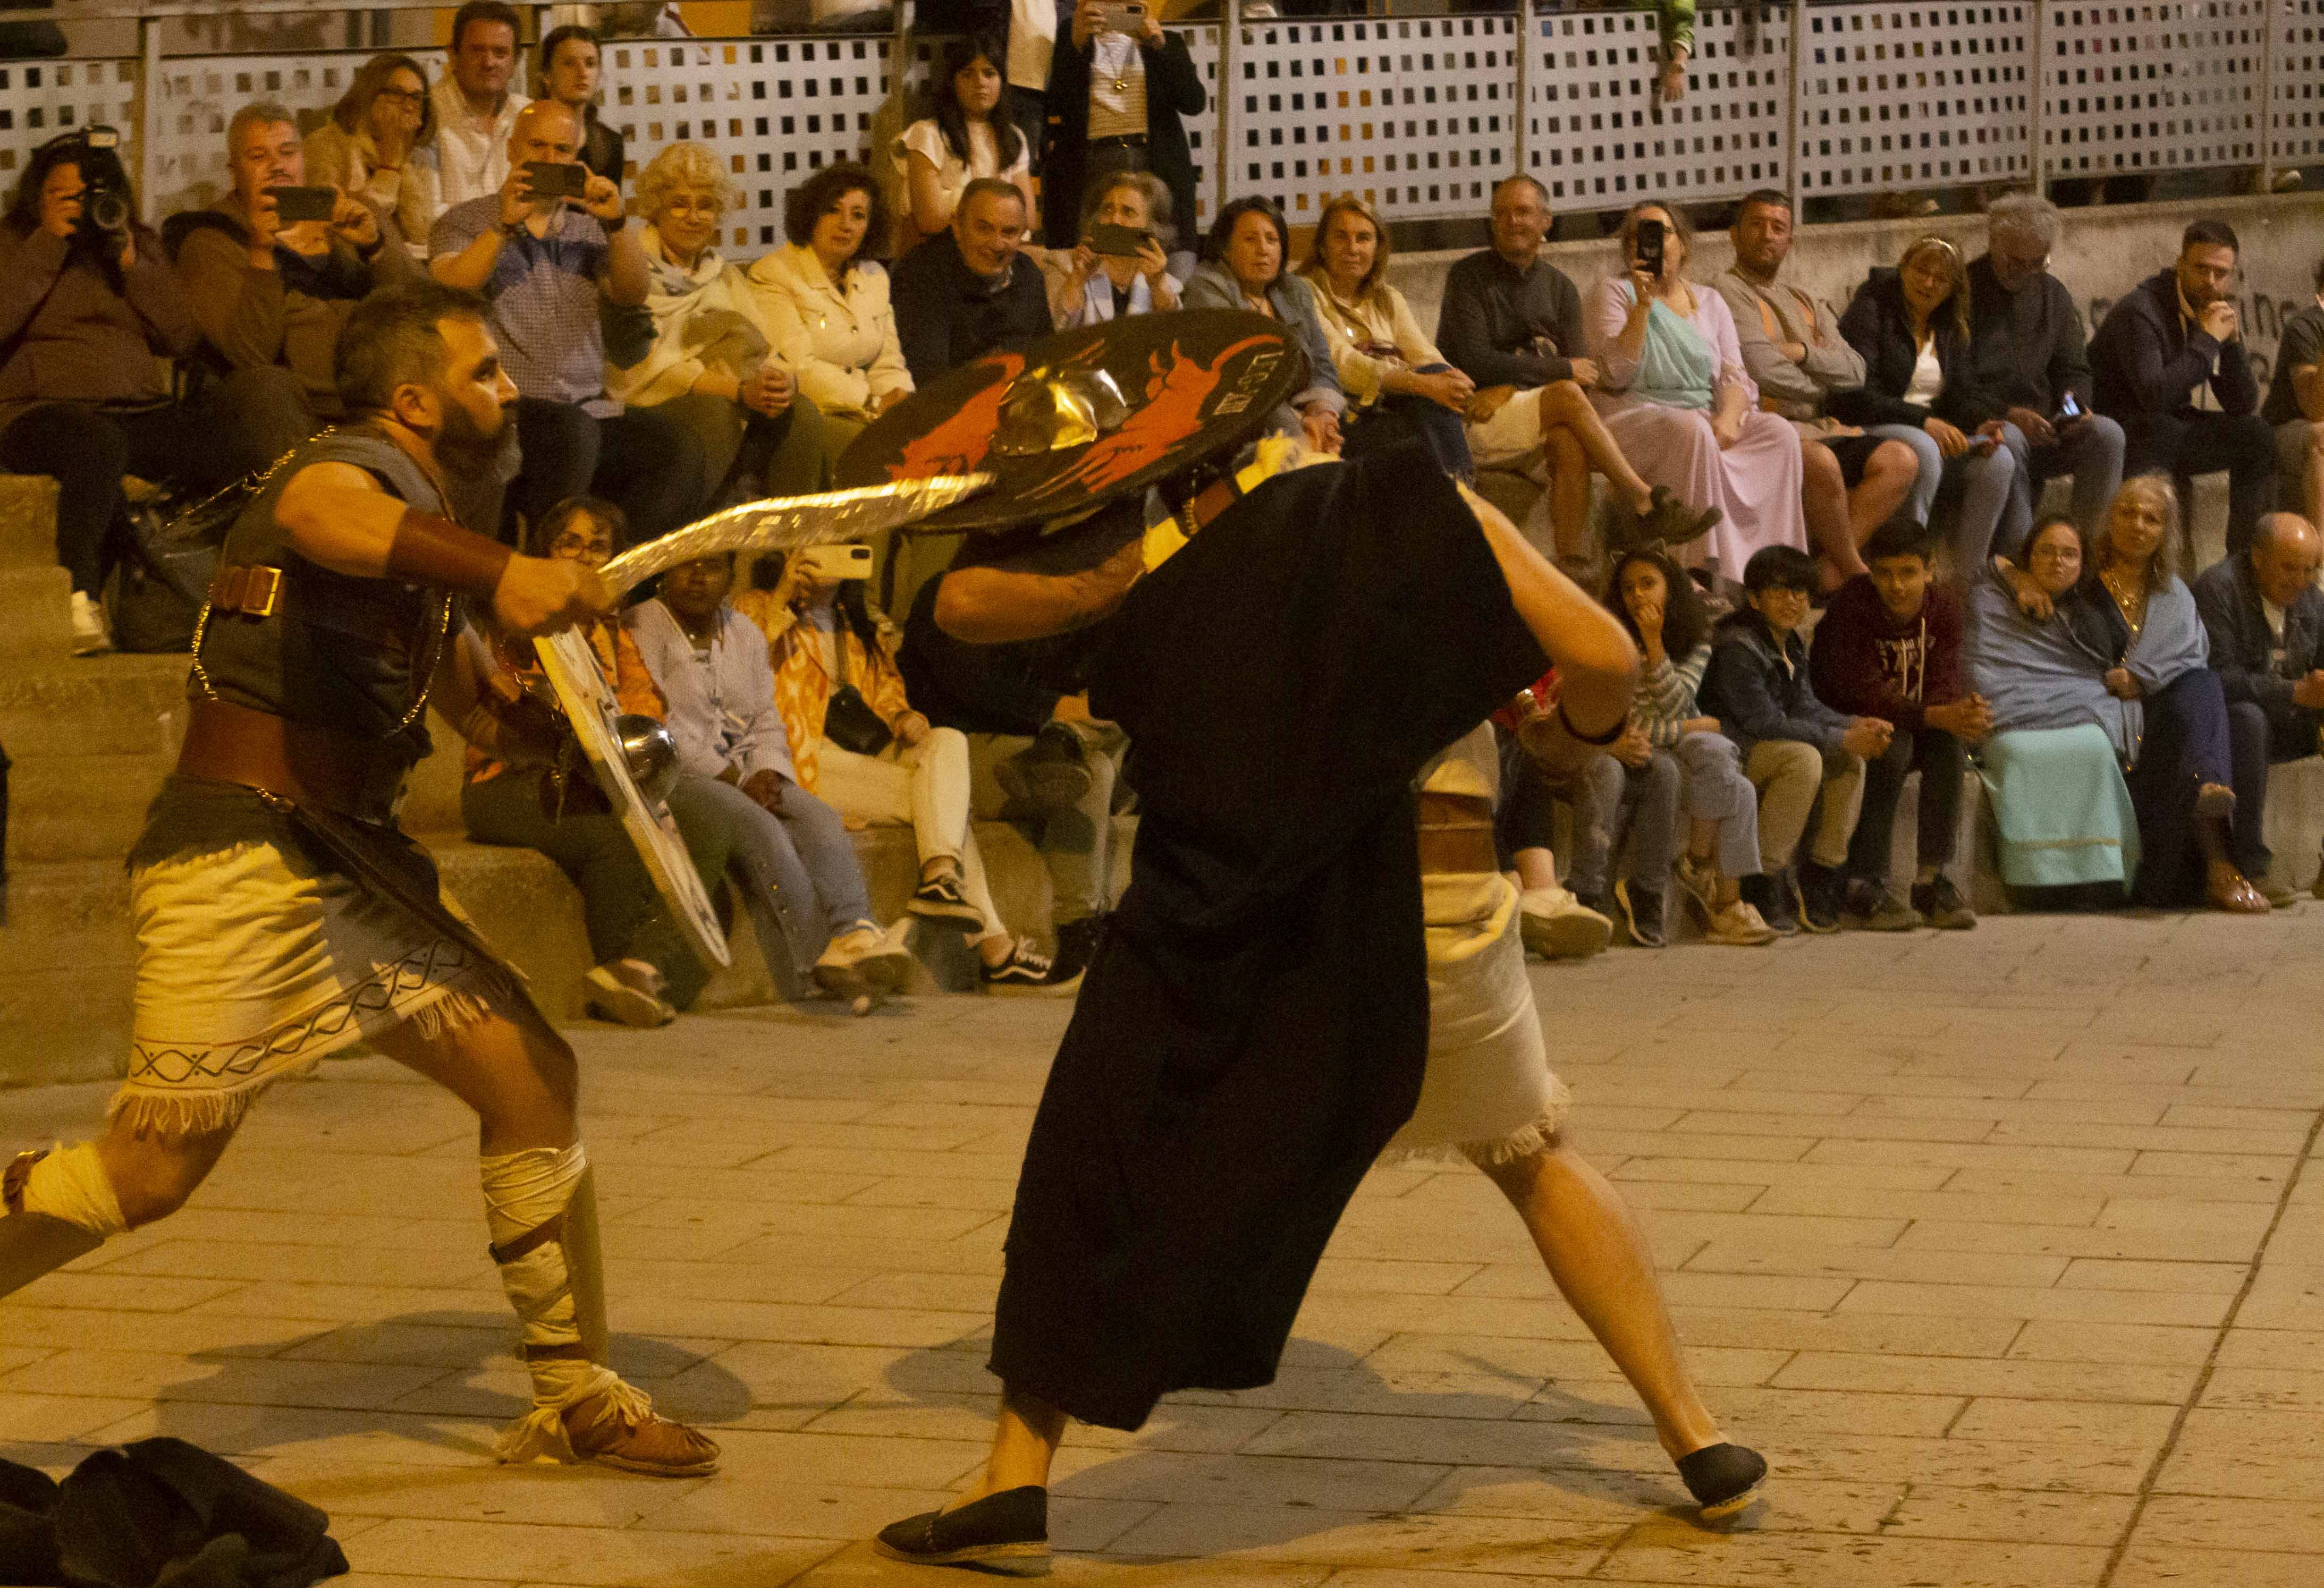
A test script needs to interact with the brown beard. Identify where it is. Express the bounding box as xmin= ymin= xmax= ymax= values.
xmin=436 ymin=396 xmax=521 ymax=488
